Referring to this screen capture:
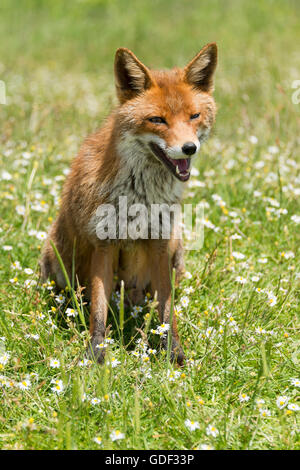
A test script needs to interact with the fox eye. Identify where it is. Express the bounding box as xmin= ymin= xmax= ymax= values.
xmin=190 ymin=113 xmax=200 ymax=120
xmin=148 ymin=116 xmax=167 ymax=124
